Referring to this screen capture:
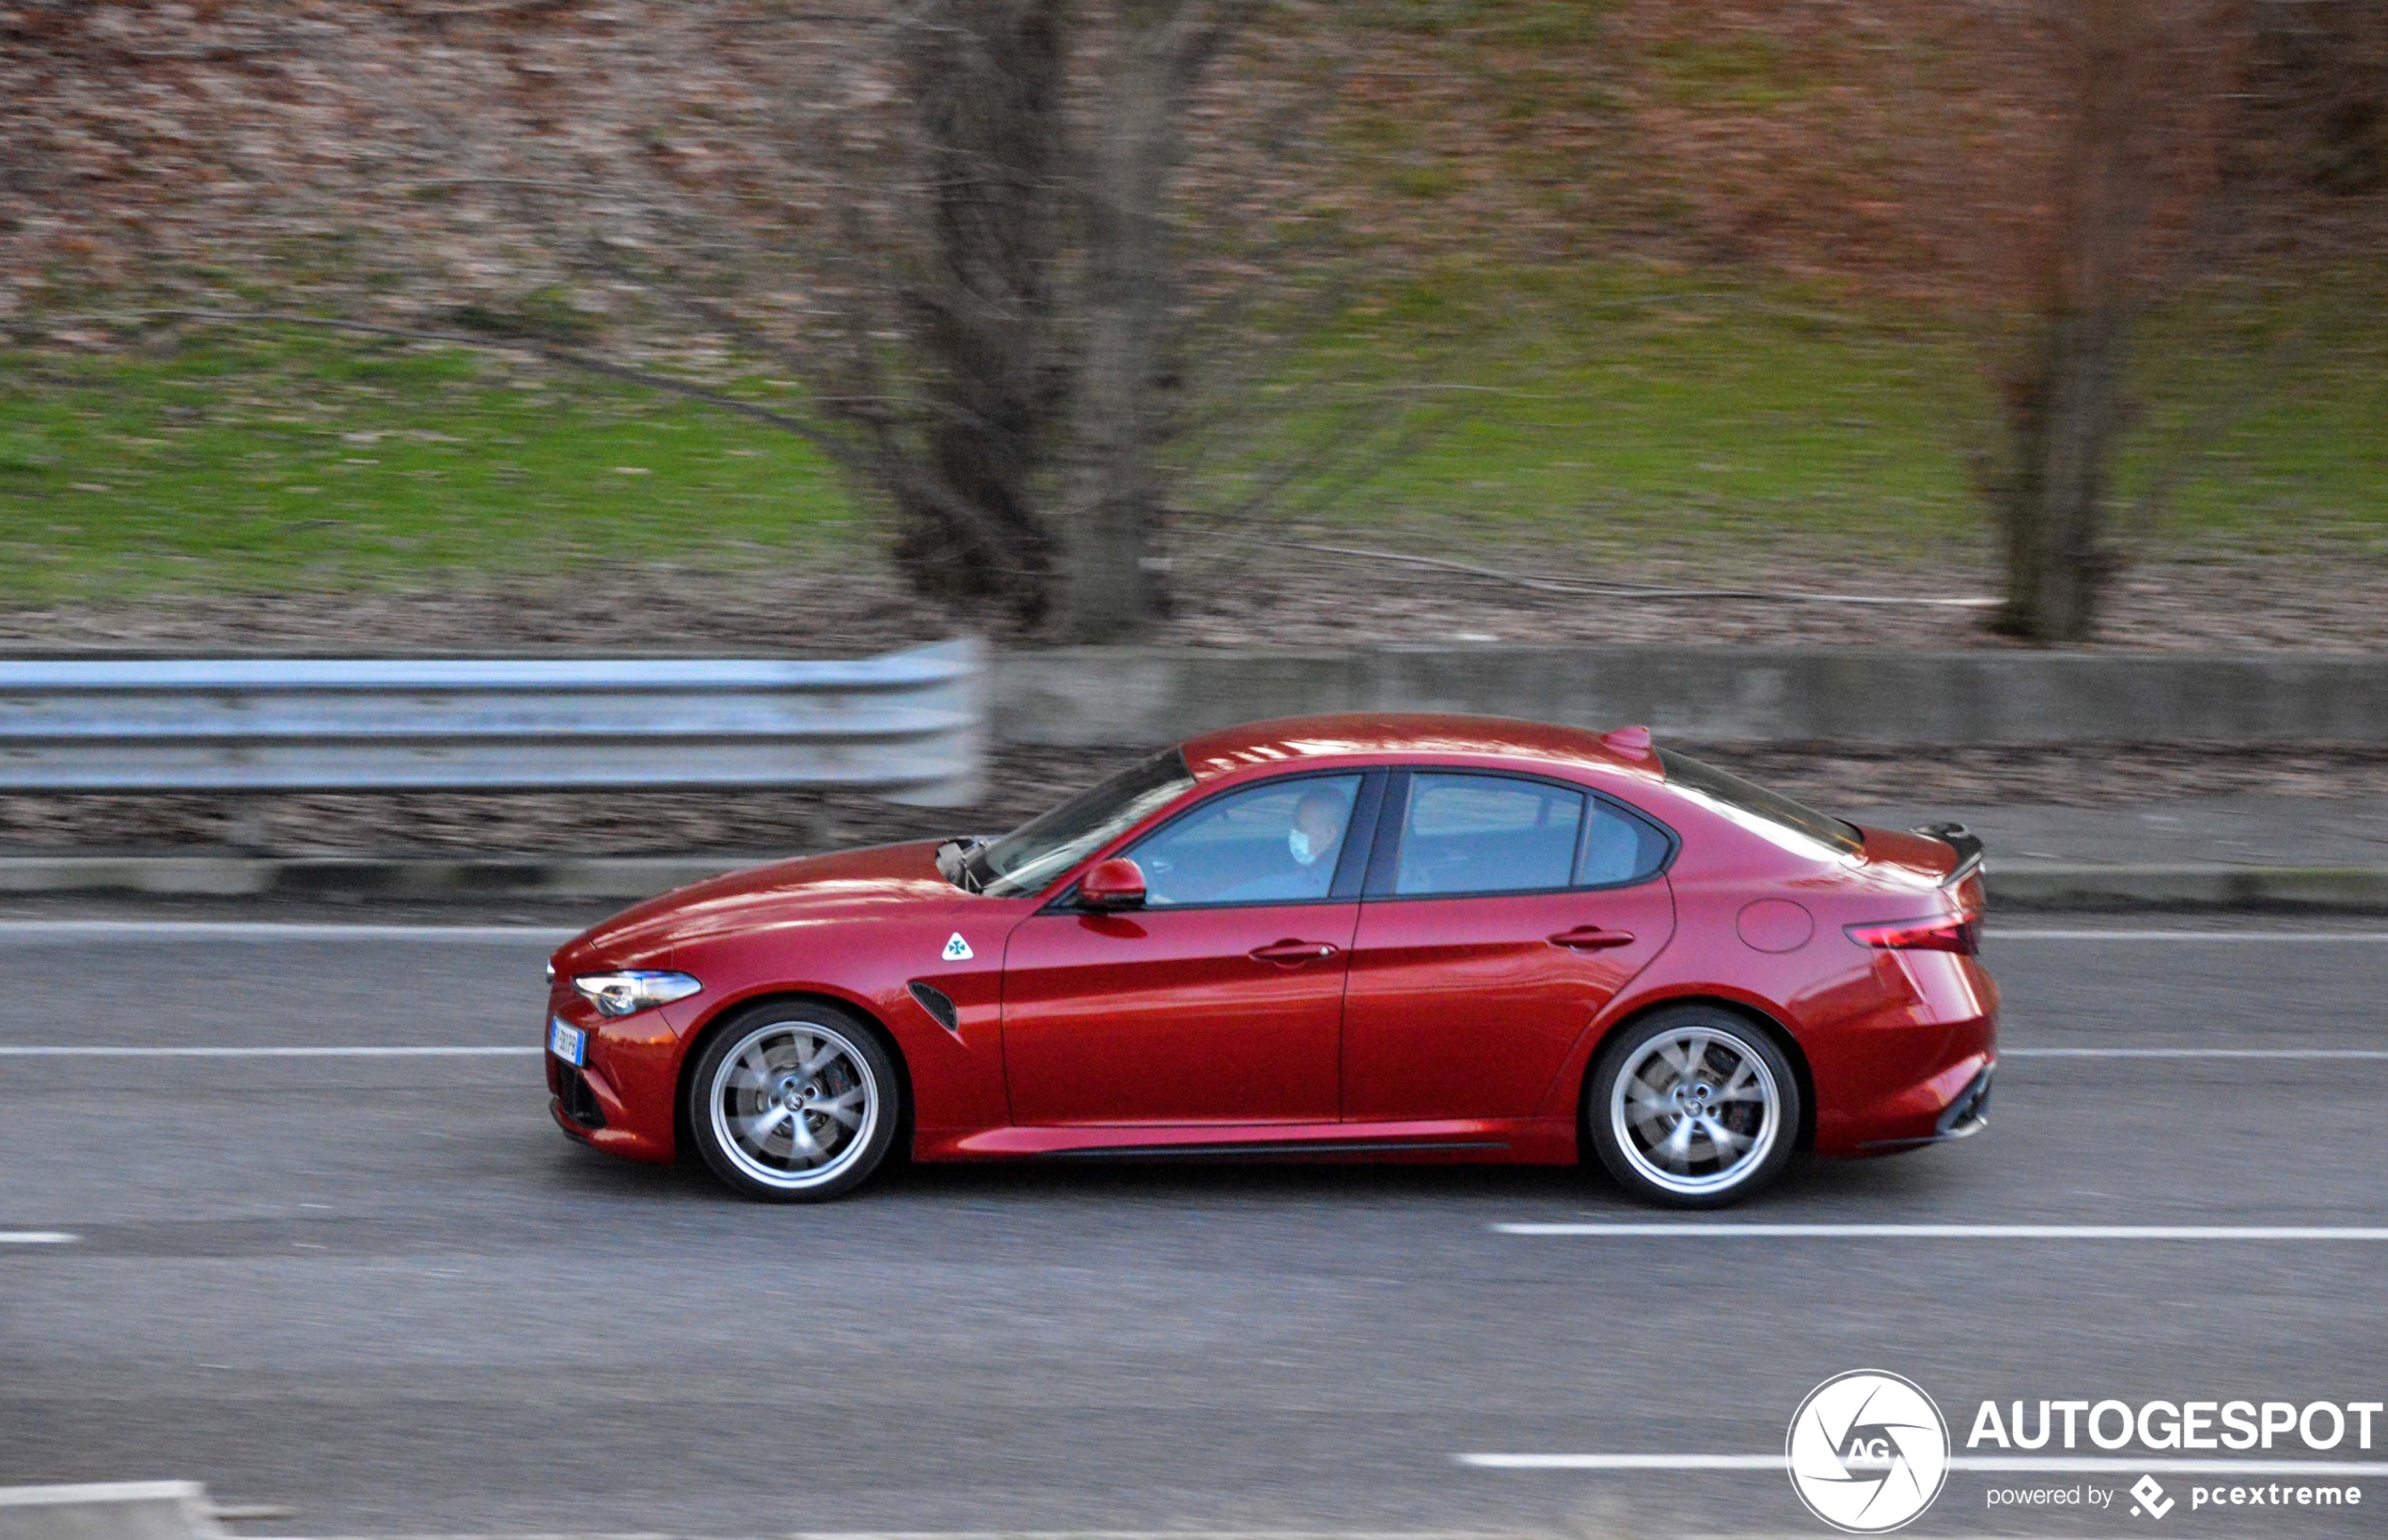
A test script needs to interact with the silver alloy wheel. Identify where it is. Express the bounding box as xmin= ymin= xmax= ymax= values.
xmin=708 ymin=1018 xmax=881 ymax=1192
xmin=1609 ymin=1024 xmax=1782 ymax=1198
